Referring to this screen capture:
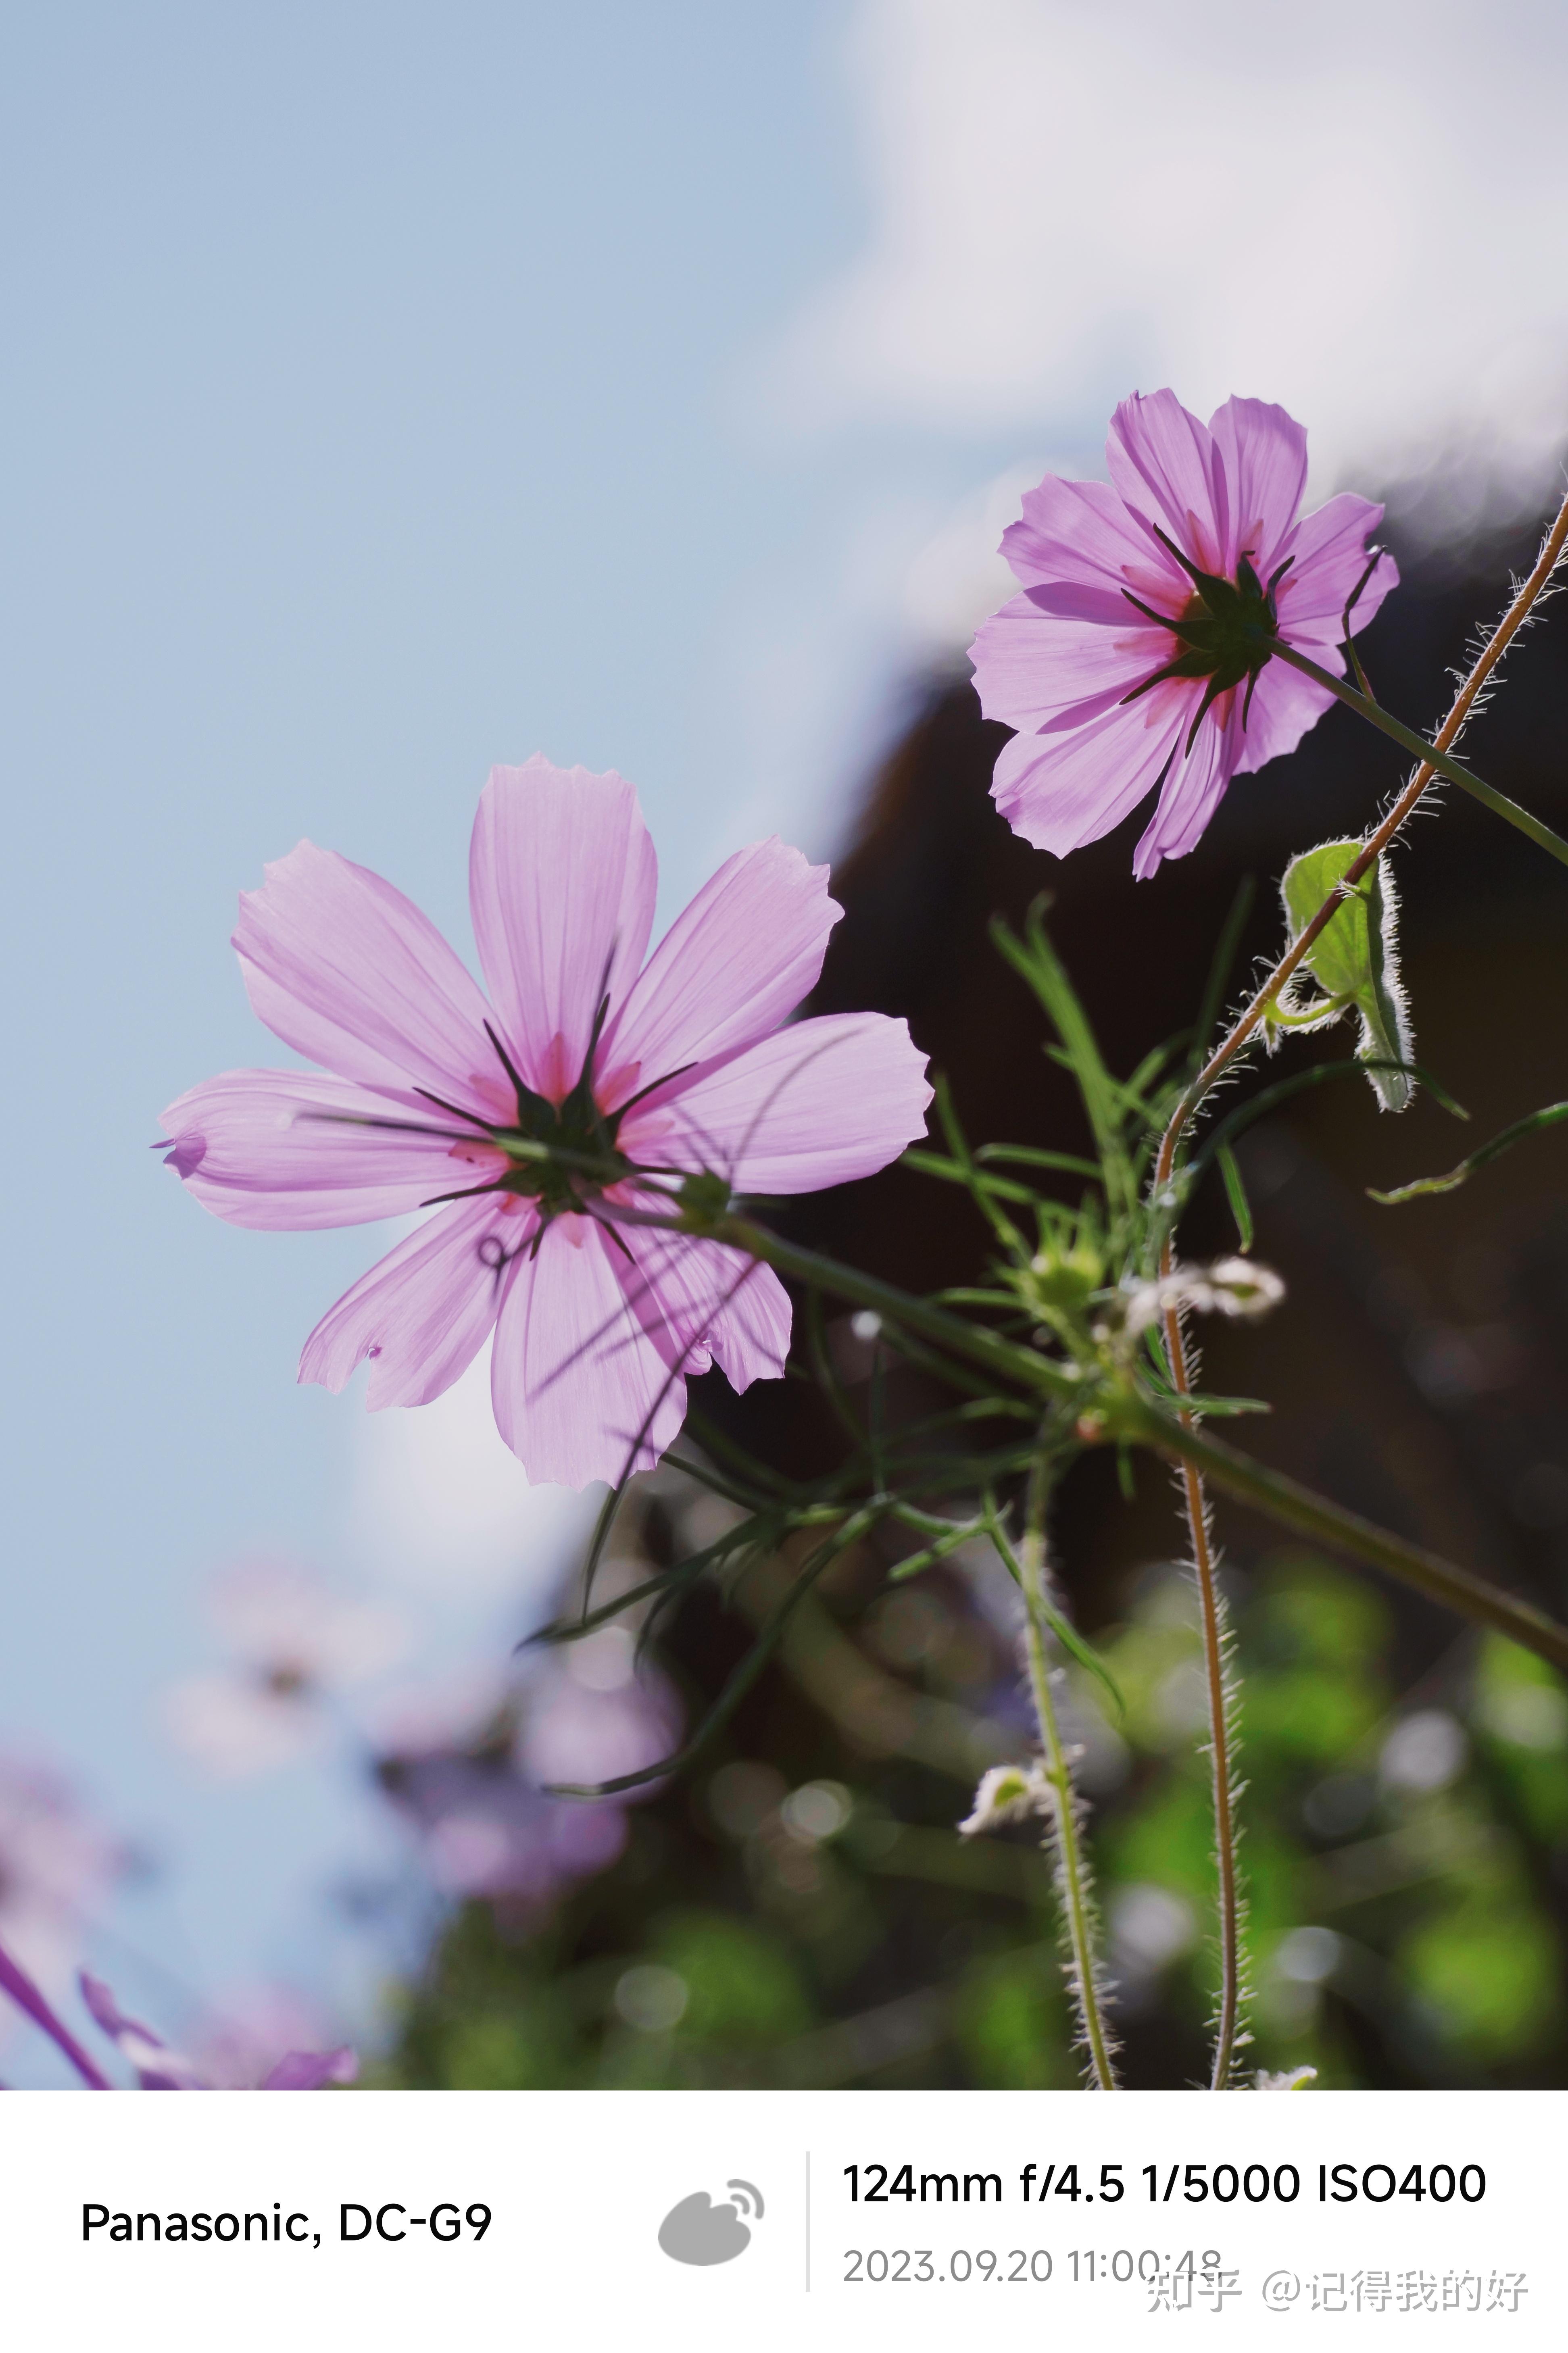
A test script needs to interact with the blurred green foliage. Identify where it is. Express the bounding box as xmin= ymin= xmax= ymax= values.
xmin=372 ymin=1525 xmax=1568 ymax=2089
